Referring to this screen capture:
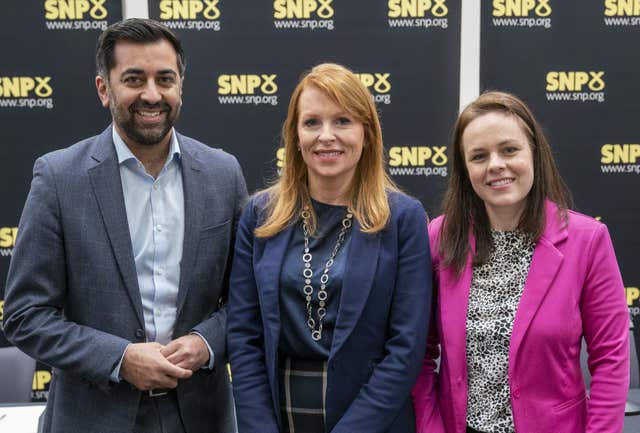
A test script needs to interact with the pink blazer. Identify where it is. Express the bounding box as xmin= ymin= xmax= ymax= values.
xmin=412 ymin=201 xmax=629 ymax=433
